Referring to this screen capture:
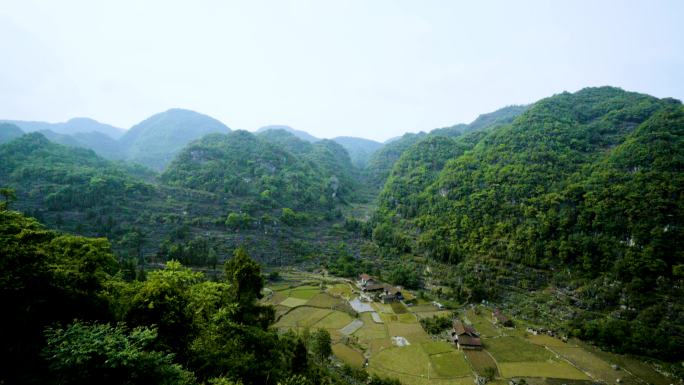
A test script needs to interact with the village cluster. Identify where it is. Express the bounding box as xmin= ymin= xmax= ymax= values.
xmin=356 ymin=273 xmax=516 ymax=351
